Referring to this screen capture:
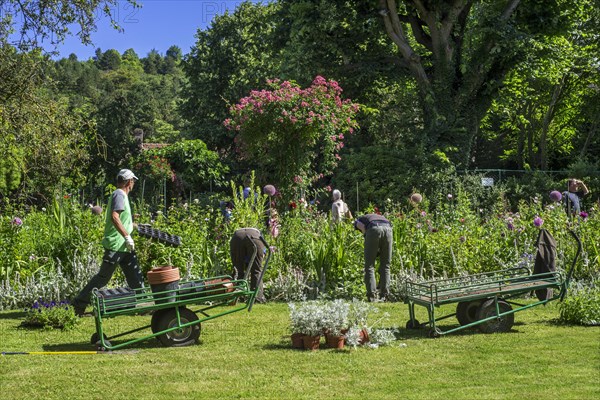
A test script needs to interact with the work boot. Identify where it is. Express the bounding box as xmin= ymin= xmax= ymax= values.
xmin=73 ymin=304 xmax=87 ymax=317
